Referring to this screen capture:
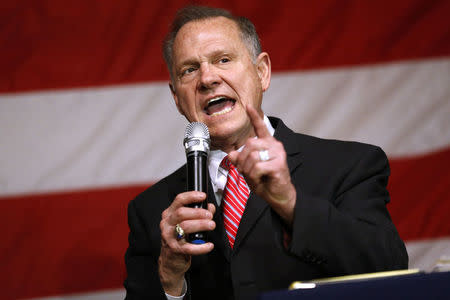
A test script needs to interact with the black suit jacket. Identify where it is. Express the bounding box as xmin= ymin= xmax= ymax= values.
xmin=124 ymin=117 xmax=408 ymax=300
